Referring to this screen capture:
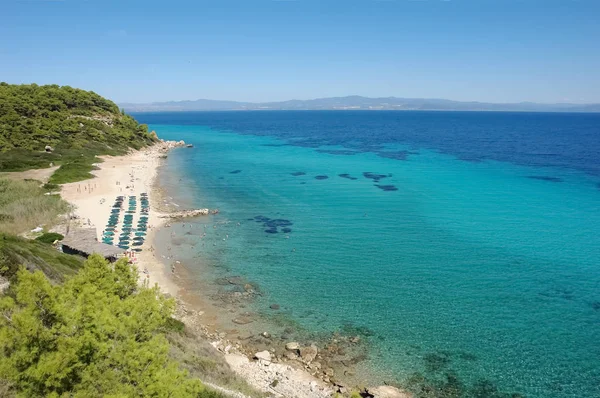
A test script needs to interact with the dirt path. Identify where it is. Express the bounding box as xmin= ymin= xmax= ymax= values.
xmin=0 ymin=166 xmax=59 ymax=183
